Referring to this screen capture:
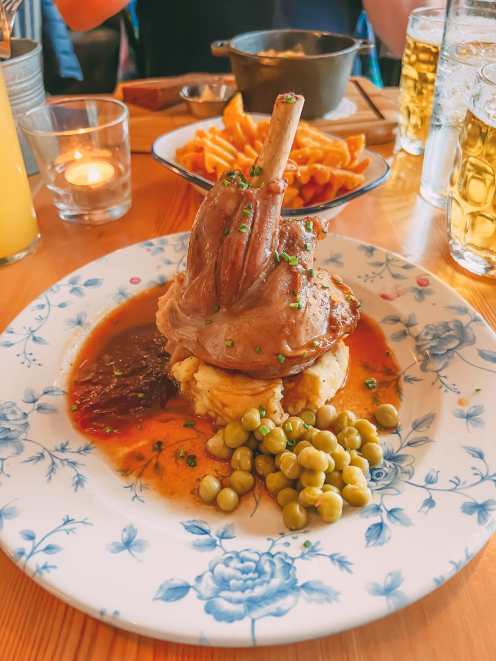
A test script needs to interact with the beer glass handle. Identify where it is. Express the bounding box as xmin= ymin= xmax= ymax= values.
xmin=357 ymin=39 xmax=375 ymax=55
